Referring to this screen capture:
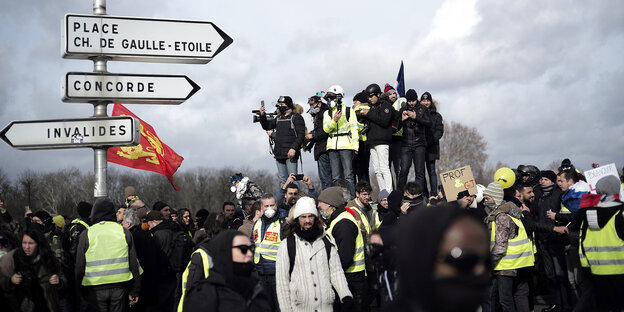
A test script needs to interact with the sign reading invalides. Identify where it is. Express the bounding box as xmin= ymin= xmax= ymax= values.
xmin=62 ymin=14 xmax=233 ymax=63
xmin=0 ymin=116 xmax=140 ymax=150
